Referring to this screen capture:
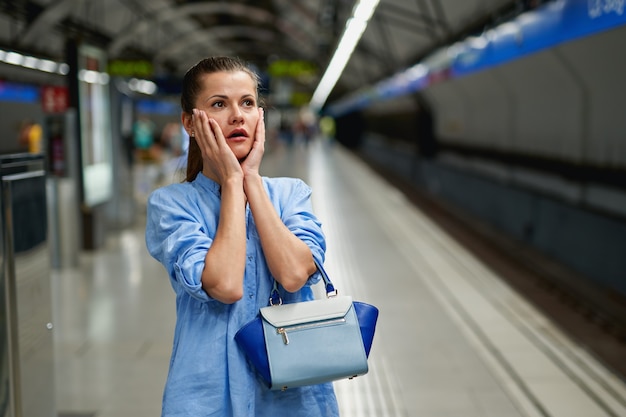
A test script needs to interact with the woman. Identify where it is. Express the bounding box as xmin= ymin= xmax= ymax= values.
xmin=145 ymin=56 xmax=339 ymax=416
